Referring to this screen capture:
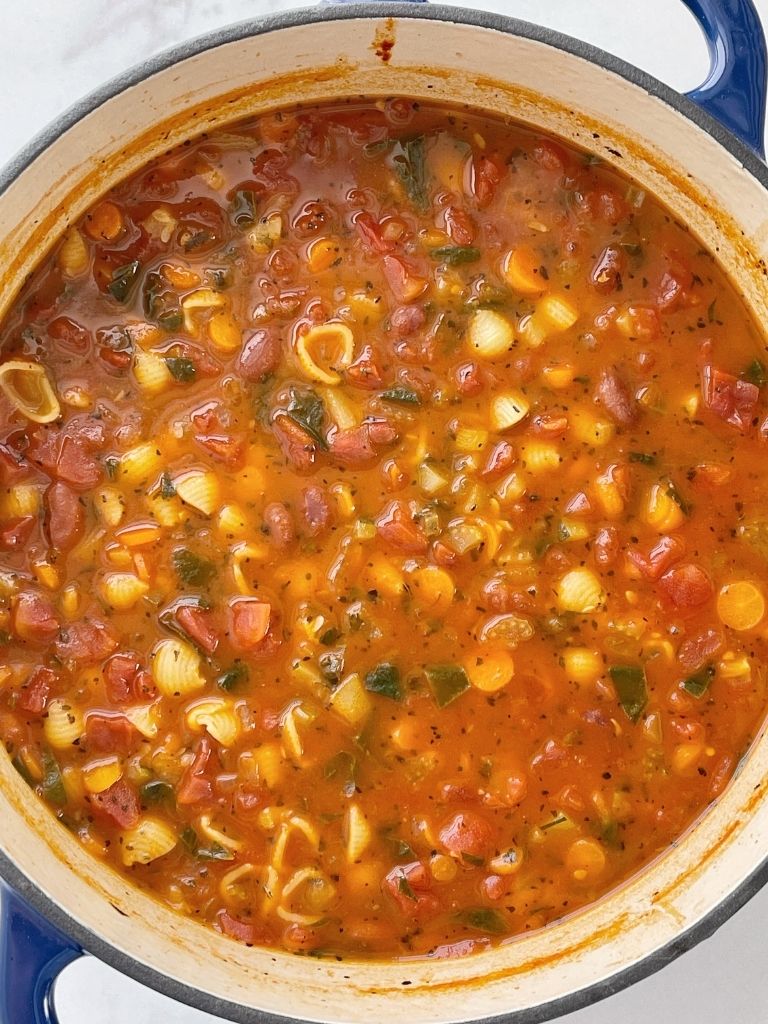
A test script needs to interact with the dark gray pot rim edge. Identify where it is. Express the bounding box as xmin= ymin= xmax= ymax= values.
xmin=1 ymin=4 xmax=767 ymax=1023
